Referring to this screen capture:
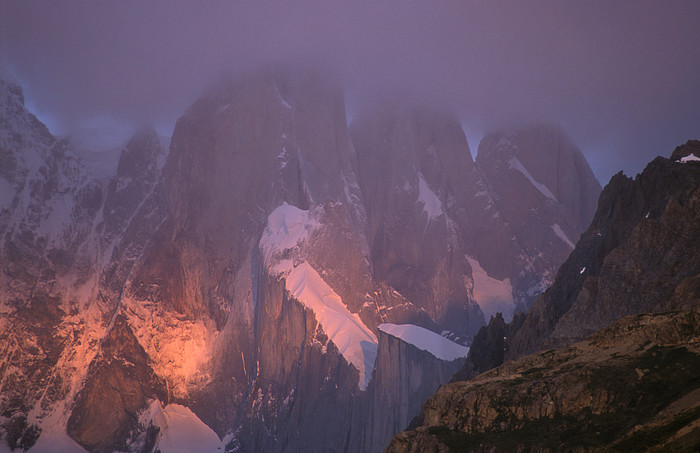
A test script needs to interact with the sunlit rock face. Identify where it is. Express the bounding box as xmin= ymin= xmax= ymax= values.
xmin=0 ymin=80 xmax=107 ymax=452
xmin=0 ymin=69 xmax=602 ymax=453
